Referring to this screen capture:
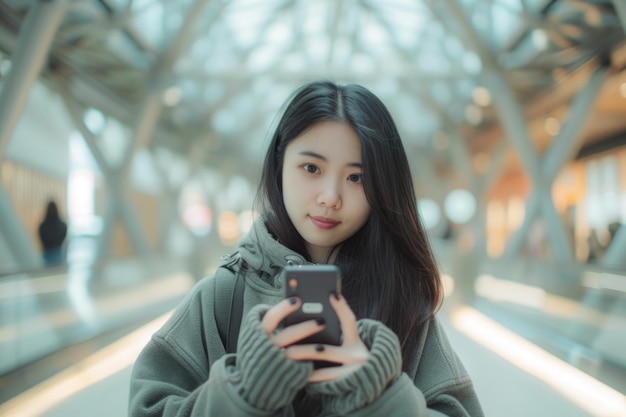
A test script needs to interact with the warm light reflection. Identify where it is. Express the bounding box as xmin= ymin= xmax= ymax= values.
xmin=452 ymin=307 xmax=626 ymax=417
xmin=472 ymin=86 xmax=491 ymax=106
xmin=218 ymin=211 xmax=240 ymax=246
xmin=0 ymin=313 xmax=172 ymax=417
xmin=472 ymin=152 xmax=490 ymax=174
xmin=475 ymin=274 xmax=546 ymax=308
xmin=441 ymin=273 xmax=455 ymax=297
xmin=507 ymin=197 xmax=525 ymax=230
xmin=544 ymin=116 xmax=561 ymax=136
